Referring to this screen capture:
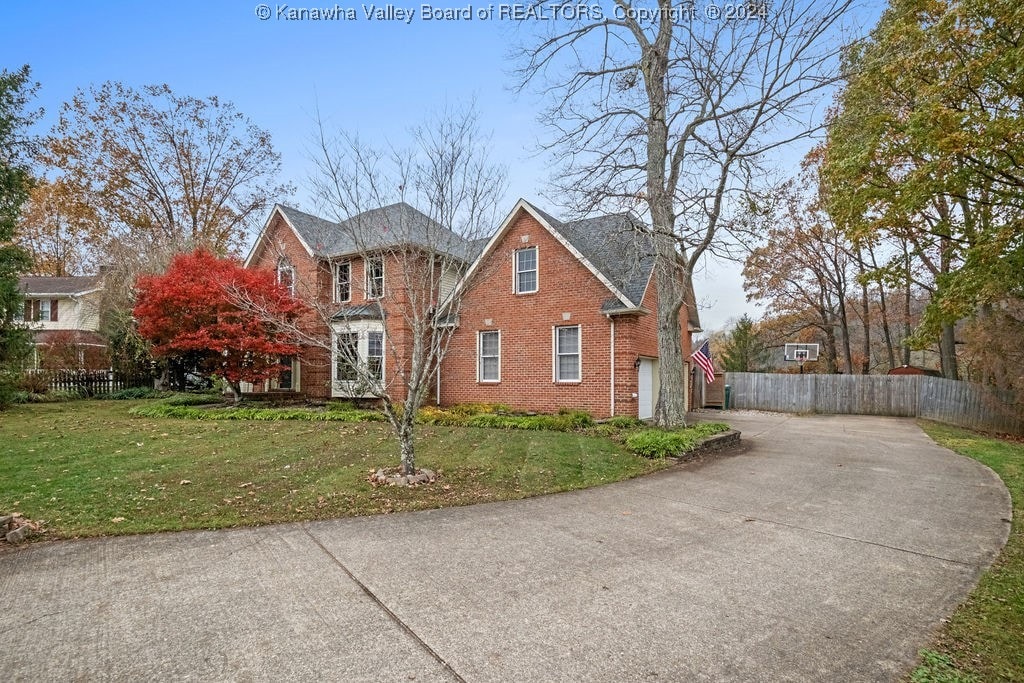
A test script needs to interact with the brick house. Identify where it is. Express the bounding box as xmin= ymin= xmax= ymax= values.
xmin=243 ymin=199 xmax=701 ymax=418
